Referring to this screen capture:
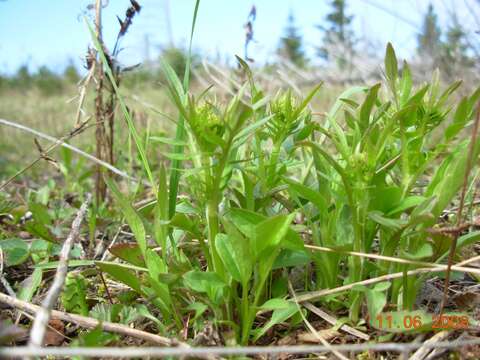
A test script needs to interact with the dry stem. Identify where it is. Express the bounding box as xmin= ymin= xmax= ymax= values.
xmin=28 ymin=194 xmax=91 ymax=347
